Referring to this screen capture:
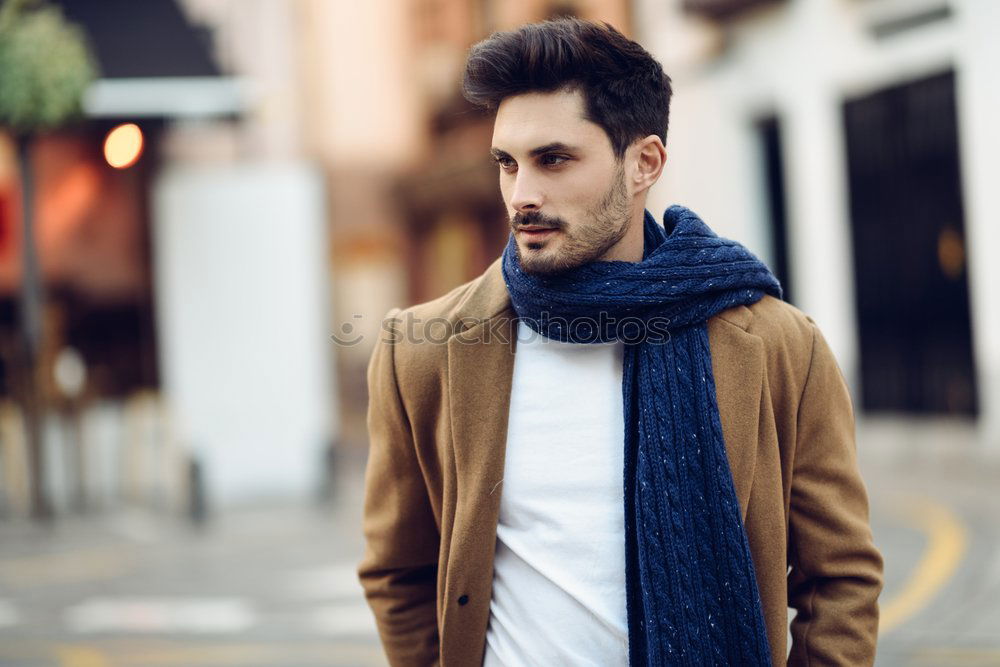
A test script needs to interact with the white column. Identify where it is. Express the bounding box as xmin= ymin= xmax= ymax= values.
xmin=955 ymin=0 xmax=1000 ymax=449
xmin=781 ymin=85 xmax=859 ymax=389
